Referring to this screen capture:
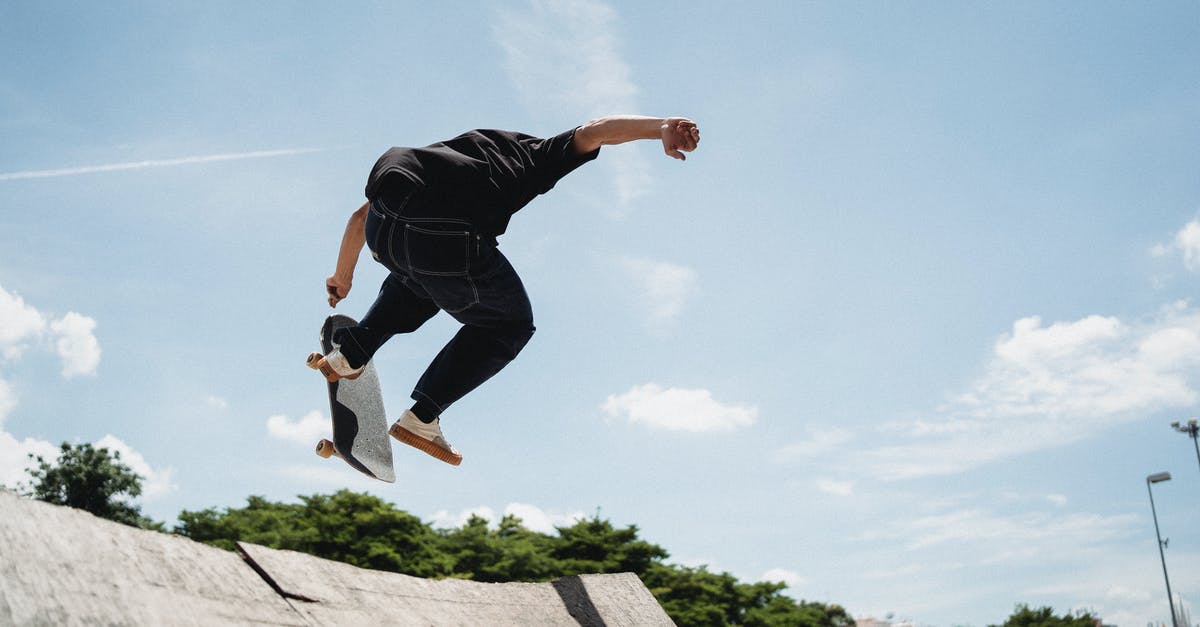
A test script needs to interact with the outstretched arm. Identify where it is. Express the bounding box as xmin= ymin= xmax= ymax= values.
xmin=572 ymin=115 xmax=700 ymax=160
xmin=325 ymin=201 xmax=369 ymax=308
